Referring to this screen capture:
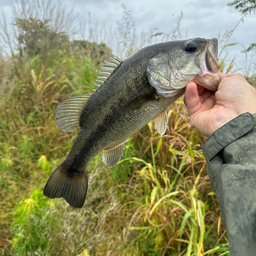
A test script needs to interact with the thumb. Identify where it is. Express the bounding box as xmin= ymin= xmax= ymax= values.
xmin=184 ymin=82 xmax=201 ymax=116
